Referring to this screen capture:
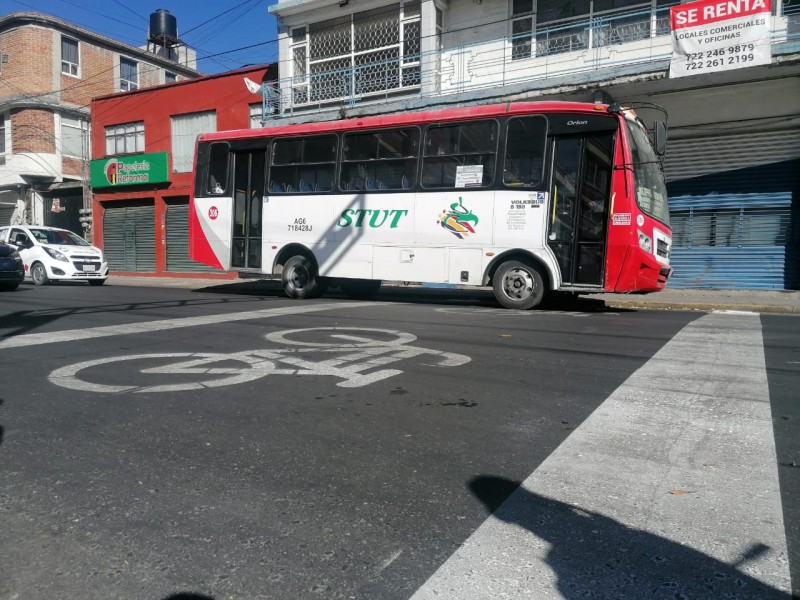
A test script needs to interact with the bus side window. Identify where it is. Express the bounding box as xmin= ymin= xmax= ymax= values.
xmin=503 ymin=116 xmax=547 ymax=188
xmin=421 ymin=121 xmax=497 ymax=189
xmin=340 ymin=127 xmax=419 ymax=192
xmin=271 ymin=135 xmax=336 ymax=193
xmin=207 ymin=143 xmax=230 ymax=195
